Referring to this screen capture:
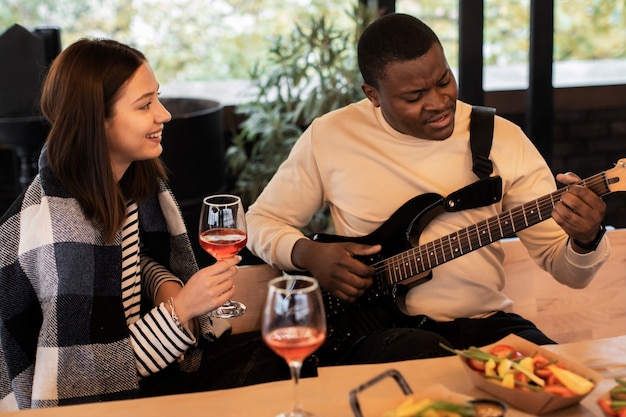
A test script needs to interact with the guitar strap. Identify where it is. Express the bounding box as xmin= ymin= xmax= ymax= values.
xmin=470 ymin=105 xmax=496 ymax=180
xmin=443 ymin=105 xmax=503 ymax=212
